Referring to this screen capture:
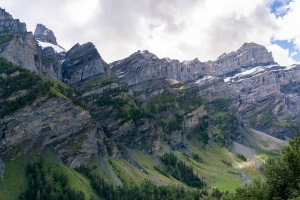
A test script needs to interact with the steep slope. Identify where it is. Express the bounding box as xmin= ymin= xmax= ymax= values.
xmin=34 ymin=23 xmax=66 ymax=80
xmin=110 ymin=50 xmax=205 ymax=86
xmin=62 ymin=42 xmax=113 ymax=84
xmin=0 ymin=58 xmax=117 ymax=168
xmin=34 ymin=23 xmax=58 ymax=45
xmin=0 ymin=8 xmax=38 ymax=72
